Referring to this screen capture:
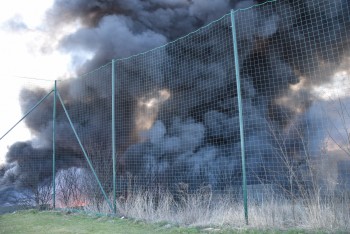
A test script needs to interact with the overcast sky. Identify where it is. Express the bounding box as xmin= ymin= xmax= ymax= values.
xmin=0 ymin=1 xmax=72 ymax=164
